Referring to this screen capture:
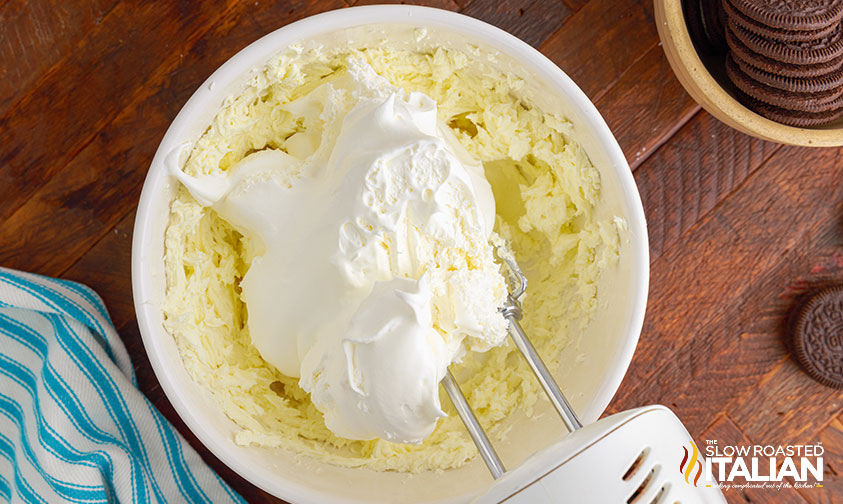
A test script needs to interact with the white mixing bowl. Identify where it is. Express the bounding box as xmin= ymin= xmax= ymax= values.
xmin=132 ymin=6 xmax=649 ymax=503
